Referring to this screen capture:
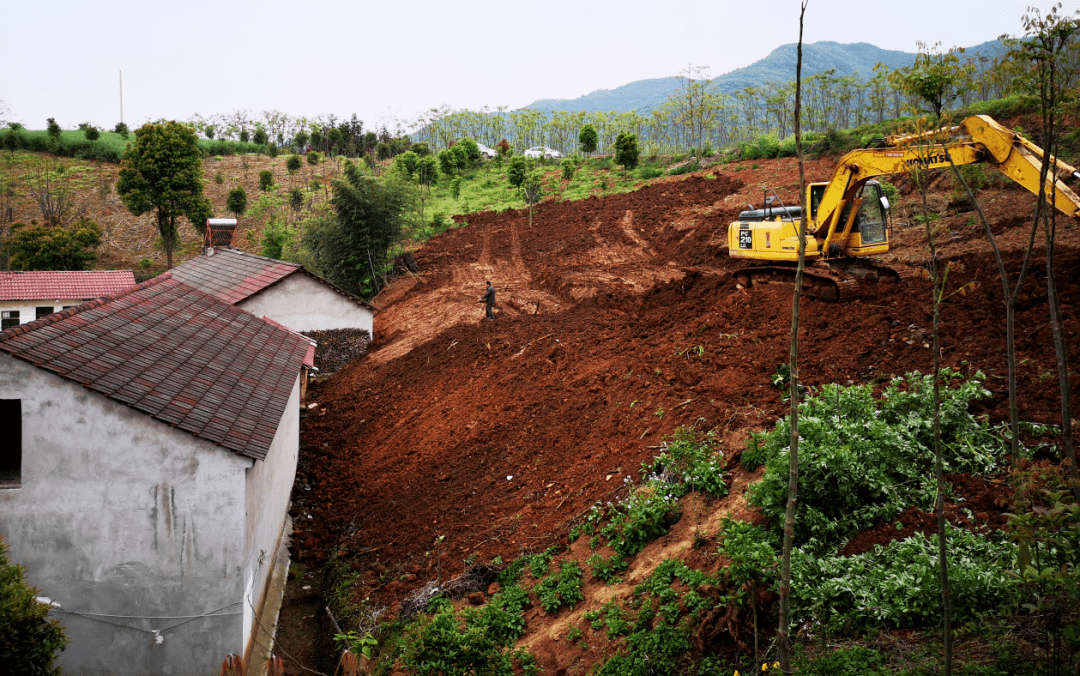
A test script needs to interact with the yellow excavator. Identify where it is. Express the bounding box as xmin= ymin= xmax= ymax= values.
xmin=729 ymin=115 xmax=1080 ymax=300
